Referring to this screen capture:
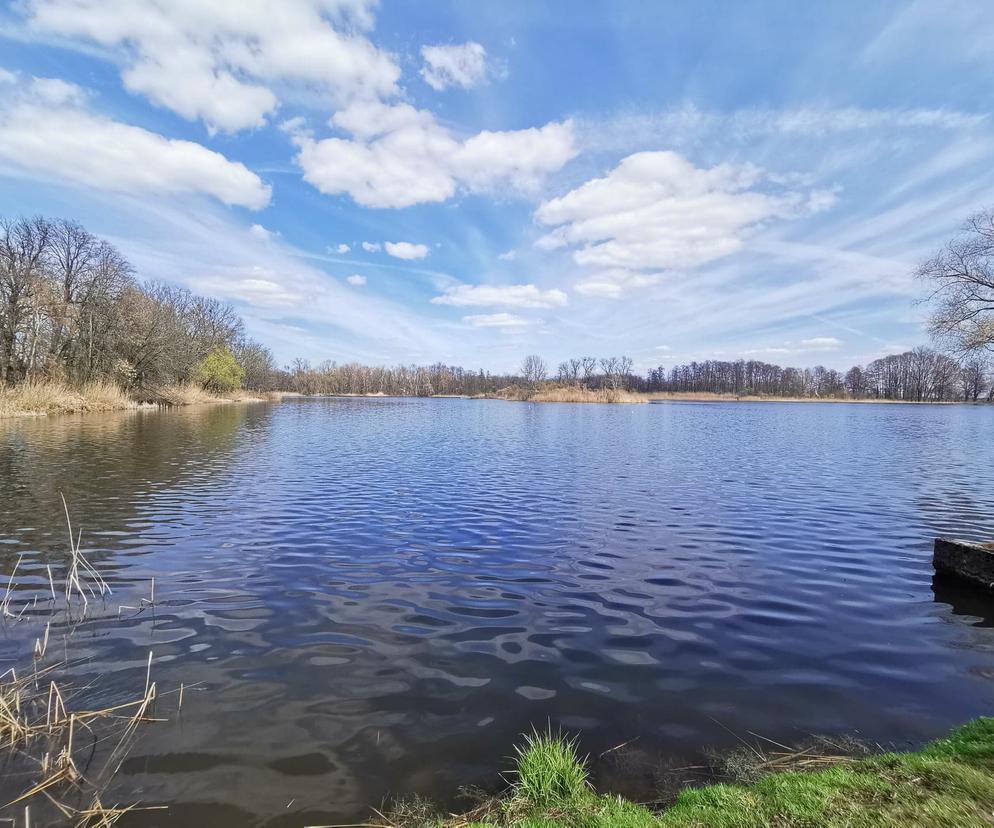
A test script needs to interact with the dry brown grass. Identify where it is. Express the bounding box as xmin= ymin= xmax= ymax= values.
xmin=490 ymin=385 xmax=647 ymax=404
xmin=0 ymin=380 xmax=140 ymax=418
xmin=530 ymin=387 xmax=647 ymax=404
